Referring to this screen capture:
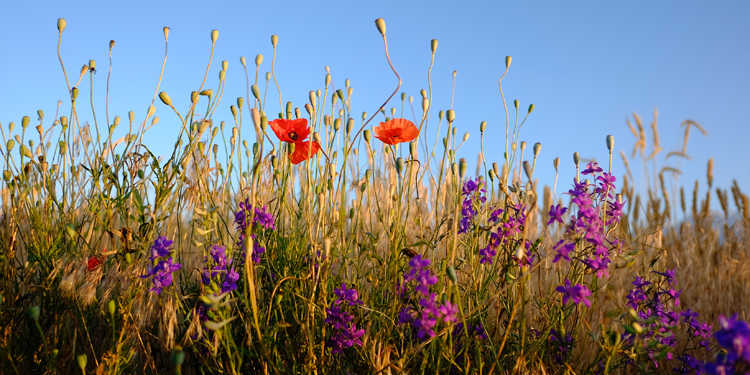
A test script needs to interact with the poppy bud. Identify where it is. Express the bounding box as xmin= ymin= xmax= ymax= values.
xmin=265 ymin=72 xmax=271 ymax=81
xmin=294 ymin=107 xmax=301 ymax=119
xmin=374 ymin=18 xmax=386 ymax=36
xmin=71 ymin=87 xmax=79 ymax=101
xmin=89 ymin=59 xmax=97 ymax=71
xmin=325 ymin=73 xmax=331 ymax=87
xmin=108 ymin=300 xmax=116 ymax=316
xmin=303 ymin=104 xmax=312 ymax=117
xmin=210 ymin=29 xmax=219 ymax=43
xmin=80 ymin=64 xmax=89 ymax=76
xmin=446 ymin=265 xmax=457 ymax=283
xmin=255 ymin=54 xmax=263 ymax=66
xmin=313 ymin=132 xmax=321 ymax=145
xmin=112 ymin=116 xmax=120 ymax=127
xmin=395 ymin=157 xmax=405 ymax=175
xmin=528 ymin=104 xmax=535 ymax=114
xmin=271 ymin=34 xmax=278 ymax=47
xmin=240 ymin=56 xmax=248 ymax=68
xmin=480 ymin=121 xmax=487 ymax=133
xmin=409 ymin=141 xmax=417 ymax=159
xmin=57 ymin=18 xmax=66 ymax=33
xmin=363 ymin=130 xmax=371 ymax=143
xmin=533 ymin=142 xmax=541 ymax=158
xmin=422 ymin=97 xmax=429 ymax=112
xmin=219 ymin=70 xmax=225 ymax=81
xmin=28 ymin=305 xmax=40 ymax=321
xmin=606 ymin=134 xmax=614 ymax=152
xmin=171 ymin=347 xmax=185 ymax=367
xmin=346 ymin=118 xmax=354 ymax=134
xmin=459 ymin=158 xmax=467 ymax=178
xmin=21 ymin=116 xmax=30 ymax=129
xmin=285 ymin=101 xmax=293 ymax=118
xmin=212 ymin=144 xmax=219 ymax=155
xmin=37 ymin=109 xmax=44 ymax=120
xmin=446 ymin=109 xmax=455 ymax=123
xmin=237 ymin=97 xmax=244 ymax=109
xmin=109 ymin=39 xmax=115 ymax=50
xmin=573 ymin=152 xmax=580 ymax=166
xmin=442 ymin=137 xmax=448 ymax=149
xmin=77 ymin=354 xmax=87 ymax=372
xmin=553 ymin=157 xmax=560 ymax=171
xmin=163 ymin=26 xmax=170 ymax=41
xmin=159 ymin=91 xmax=172 ymax=106
xmin=361 ymin=112 xmax=367 ymax=121
xmin=462 ymin=132 xmax=469 ymax=143
xmin=251 ymin=84 xmax=260 ymax=100
xmin=488 ymin=169 xmax=495 ymax=182
xmin=523 ymin=161 xmax=533 ymax=181
xmin=309 ymin=90 xmax=316 ymax=108
xmin=334 ymin=118 xmax=342 ymax=131
xmin=492 ymin=162 xmax=500 ymax=177
xmin=430 ymin=39 xmax=438 ymax=53
xmin=230 ymin=105 xmax=237 ymax=119
xmin=505 ymin=56 xmax=512 ymax=69
xmin=221 ymin=60 xmax=228 ymax=71
xmin=513 ymin=99 xmax=519 ymax=110
xmin=400 ymin=92 xmax=406 ymax=102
